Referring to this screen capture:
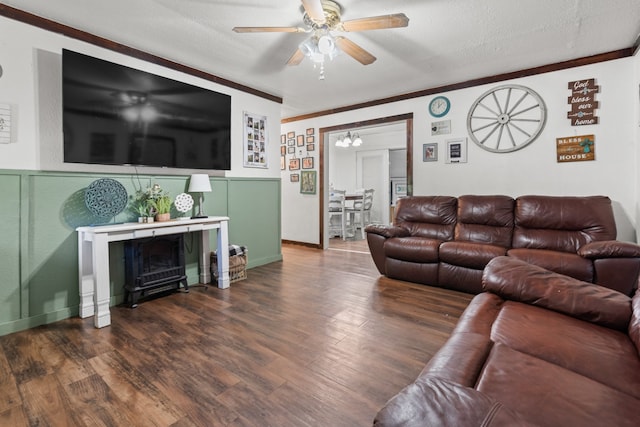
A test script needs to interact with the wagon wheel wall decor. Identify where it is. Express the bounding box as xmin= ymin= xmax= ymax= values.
xmin=467 ymin=84 xmax=547 ymax=153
